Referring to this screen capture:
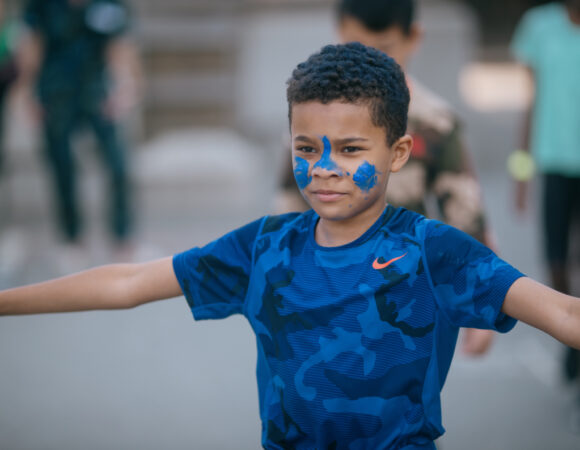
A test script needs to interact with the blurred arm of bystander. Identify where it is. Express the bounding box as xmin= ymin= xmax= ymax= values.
xmin=513 ymin=66 xmax=535 ymax=214
xmin=13 ymin=28 xmax=43 ymax=121
xmin=104 ymin=36 xmax=144 ymax=120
